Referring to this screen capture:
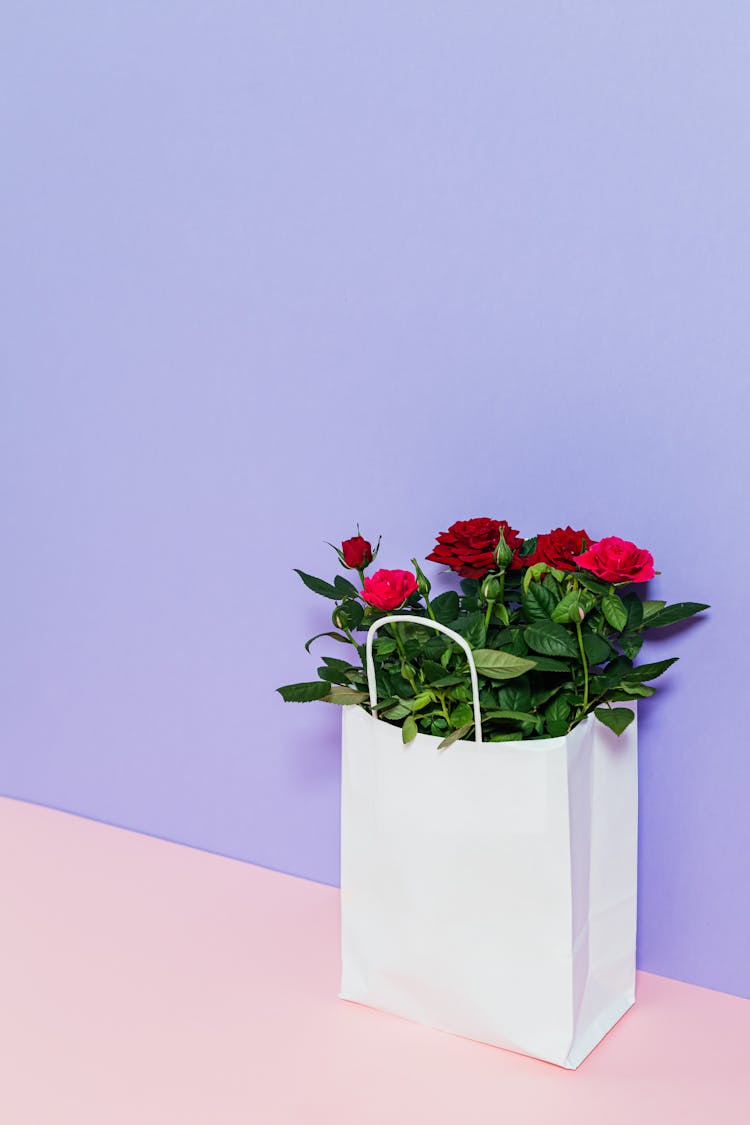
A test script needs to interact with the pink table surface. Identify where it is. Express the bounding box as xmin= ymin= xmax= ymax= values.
xmin=1 ymin=796 xmax=748 ymax=1124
